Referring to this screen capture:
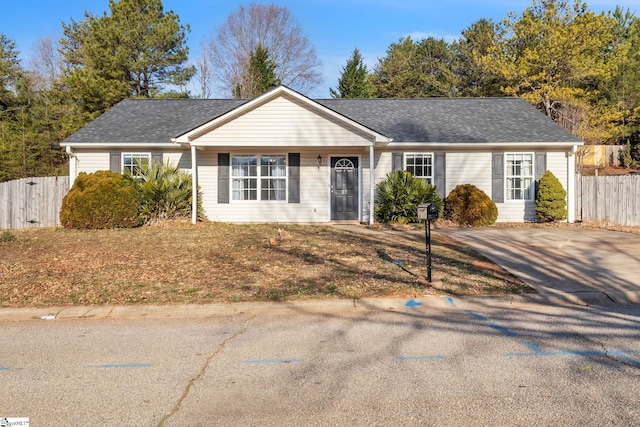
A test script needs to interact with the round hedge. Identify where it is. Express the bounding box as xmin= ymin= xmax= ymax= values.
xmin=60 ymin=171 xmax=143 ymax=229
xmin=444 ymin=184 xmax=498 ymax=226
xmin=535 ymin=170 xmax=567 ymax=222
